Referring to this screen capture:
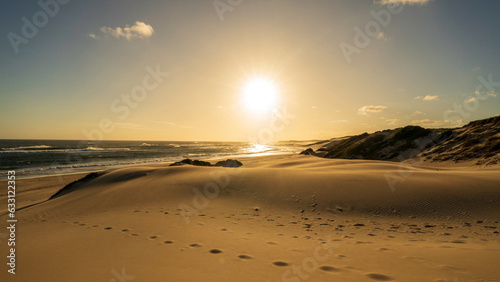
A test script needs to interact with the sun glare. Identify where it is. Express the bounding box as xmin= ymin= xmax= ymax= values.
xmin=242 ymin=77 xmax=278 ymax=112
